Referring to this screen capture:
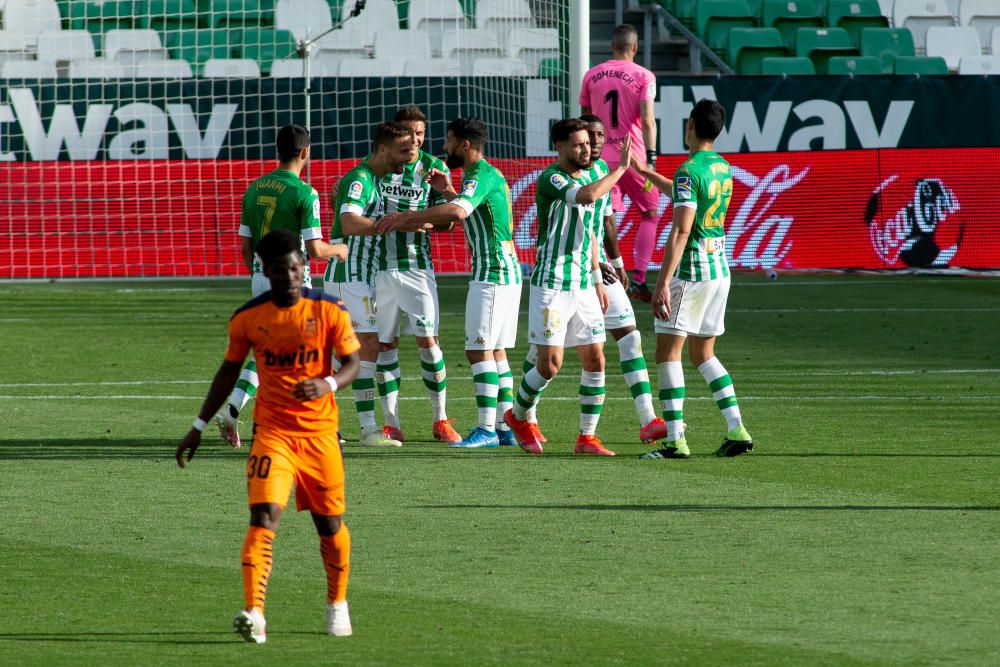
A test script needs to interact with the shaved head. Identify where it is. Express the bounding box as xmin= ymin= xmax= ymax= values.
xmin=611 ymin=24 xmax=638 ymax=53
